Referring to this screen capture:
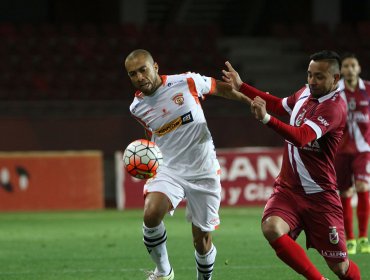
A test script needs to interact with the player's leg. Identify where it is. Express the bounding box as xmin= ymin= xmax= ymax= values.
xmin=262 ymin=186 xmax=325 ymax=280
xmin=336 ymin=154 xmax=356 ymax=253
xmin=305 ymin=190 xmax=361 ymax=280
xmin=354 ymin=180 xmax=370 ymax=253
xmin=185 ymin=176 xmax=221 ymax=280
xmin=325 ymin=259 xmax=361 ymax=280
xmin=192 ymin=225 xmax=217 ymax=280
xmin=143 ymin=192 xmax=173 ymax=277
xmin=143 ymin=174 xmax=185 ymax=279
xmin=352 ymin=152 xmax=370 ymax=253
xmin=340 ymin=188 xmax=356 ymax=254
